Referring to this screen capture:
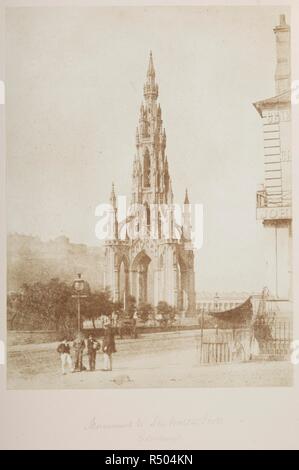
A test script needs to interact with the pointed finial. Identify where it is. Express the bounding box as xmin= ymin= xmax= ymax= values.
xmin=110 ymin=182 xmax=116 ymax=208
xmin=144 ymin=51 xmax=158 ymax=100
xmin=184 ymin=189 xmax=190 ymax=205
xmin=147 ymin=50 xmax=155 ymax=77
xmin=162 ymin=128 xmax=166 ymax=145
xmin=280 ymin=14 xmax=286 ymax=26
